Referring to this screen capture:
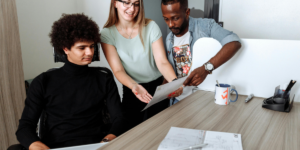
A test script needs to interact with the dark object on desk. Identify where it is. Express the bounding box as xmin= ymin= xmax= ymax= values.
xmin=262 ymin=95 xmax=294 ymax=112
xmin=262 ymin=80 xmax=296 ymax=112
xmin=283 ymin=80 xmax=296 ymax=98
